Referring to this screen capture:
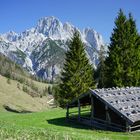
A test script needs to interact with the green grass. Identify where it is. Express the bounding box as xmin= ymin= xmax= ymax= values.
xmin=0 ymin=75 xmax=51 ymax=112
xmin=0 ymin=108 xmax=140 ymax=140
